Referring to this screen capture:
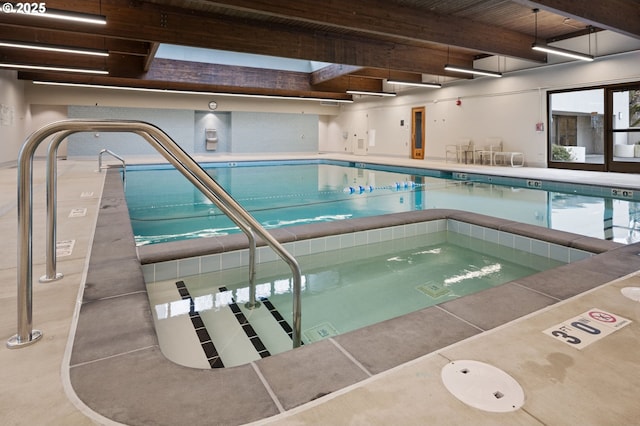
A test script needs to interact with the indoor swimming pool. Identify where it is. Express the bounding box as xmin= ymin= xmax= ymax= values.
xmin=145 ymin=221 xmax=584 ymax=368
xmin=125 ymin=160 xmax=640 ymax=246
